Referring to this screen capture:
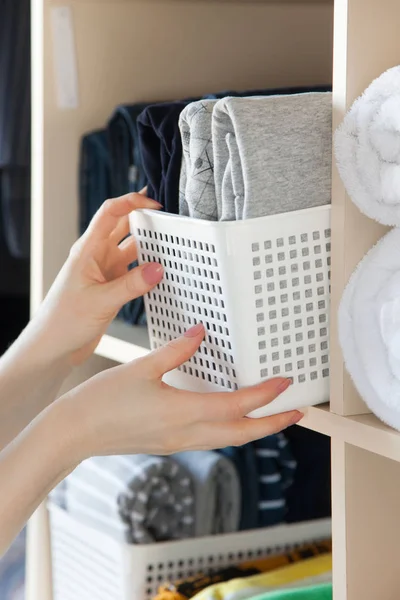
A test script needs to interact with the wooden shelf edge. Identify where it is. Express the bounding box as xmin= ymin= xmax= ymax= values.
xmin=301 ymin=405 xmax=400 ymax=462
xmin=96 ymin=325 xmax=400 ymax=463
xmin=95 ymin=321 xmax=150 ymax=363
xmin=51 ymin=0 xmax=333 ymax=4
